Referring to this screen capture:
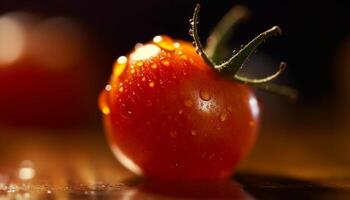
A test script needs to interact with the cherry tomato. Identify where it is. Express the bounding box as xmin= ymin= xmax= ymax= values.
xmin=99 ymin=35 xmax=260 ymax=180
